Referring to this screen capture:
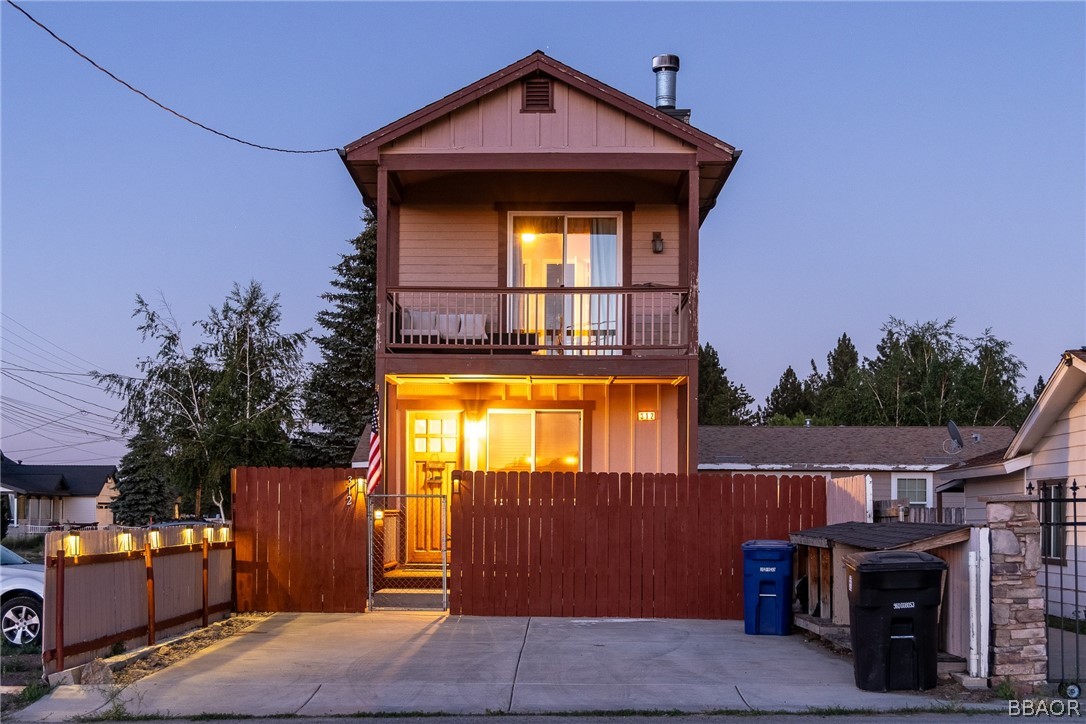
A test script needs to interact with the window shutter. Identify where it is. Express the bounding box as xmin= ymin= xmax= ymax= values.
xmin=522 ymin=78 xmax=553 ymax=112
